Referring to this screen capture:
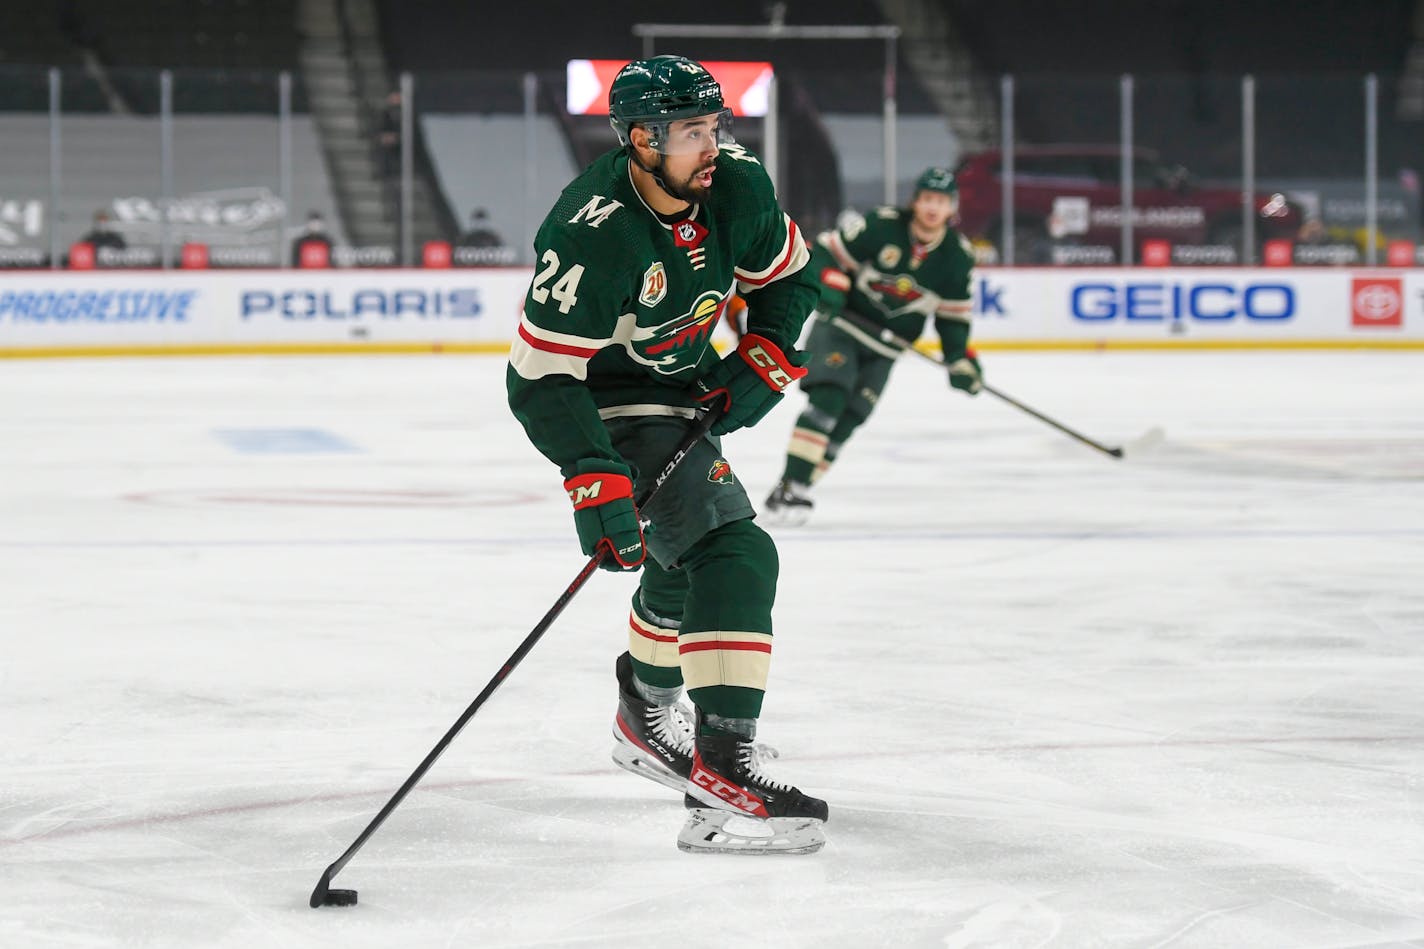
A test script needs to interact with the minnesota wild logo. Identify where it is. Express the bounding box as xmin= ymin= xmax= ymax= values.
xmin=867 ymin=274 xmax=925 ymax=306
xmin=628 ymin=290 xmax=728 ymax=374
xmin=707 ymin=459 xmax=735 ymax=485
